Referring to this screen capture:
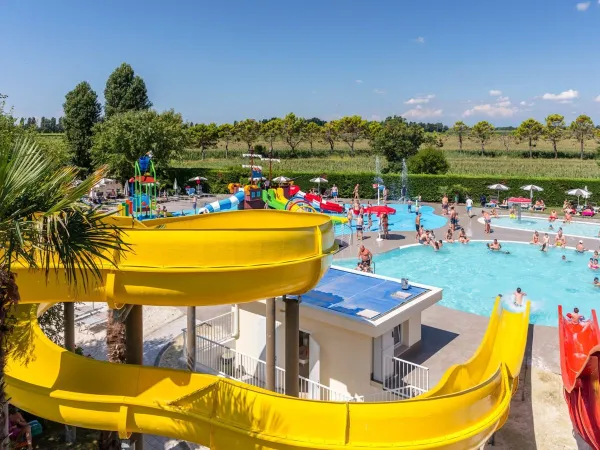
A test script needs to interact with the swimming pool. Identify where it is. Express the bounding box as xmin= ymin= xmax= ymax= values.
xmin=333 ymin=203 xmax=446 ymax=234
xmin=336 ymin=241 xmax=598 ymax=326
xmin=492 ymin=215 xmax=600 ymax=239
